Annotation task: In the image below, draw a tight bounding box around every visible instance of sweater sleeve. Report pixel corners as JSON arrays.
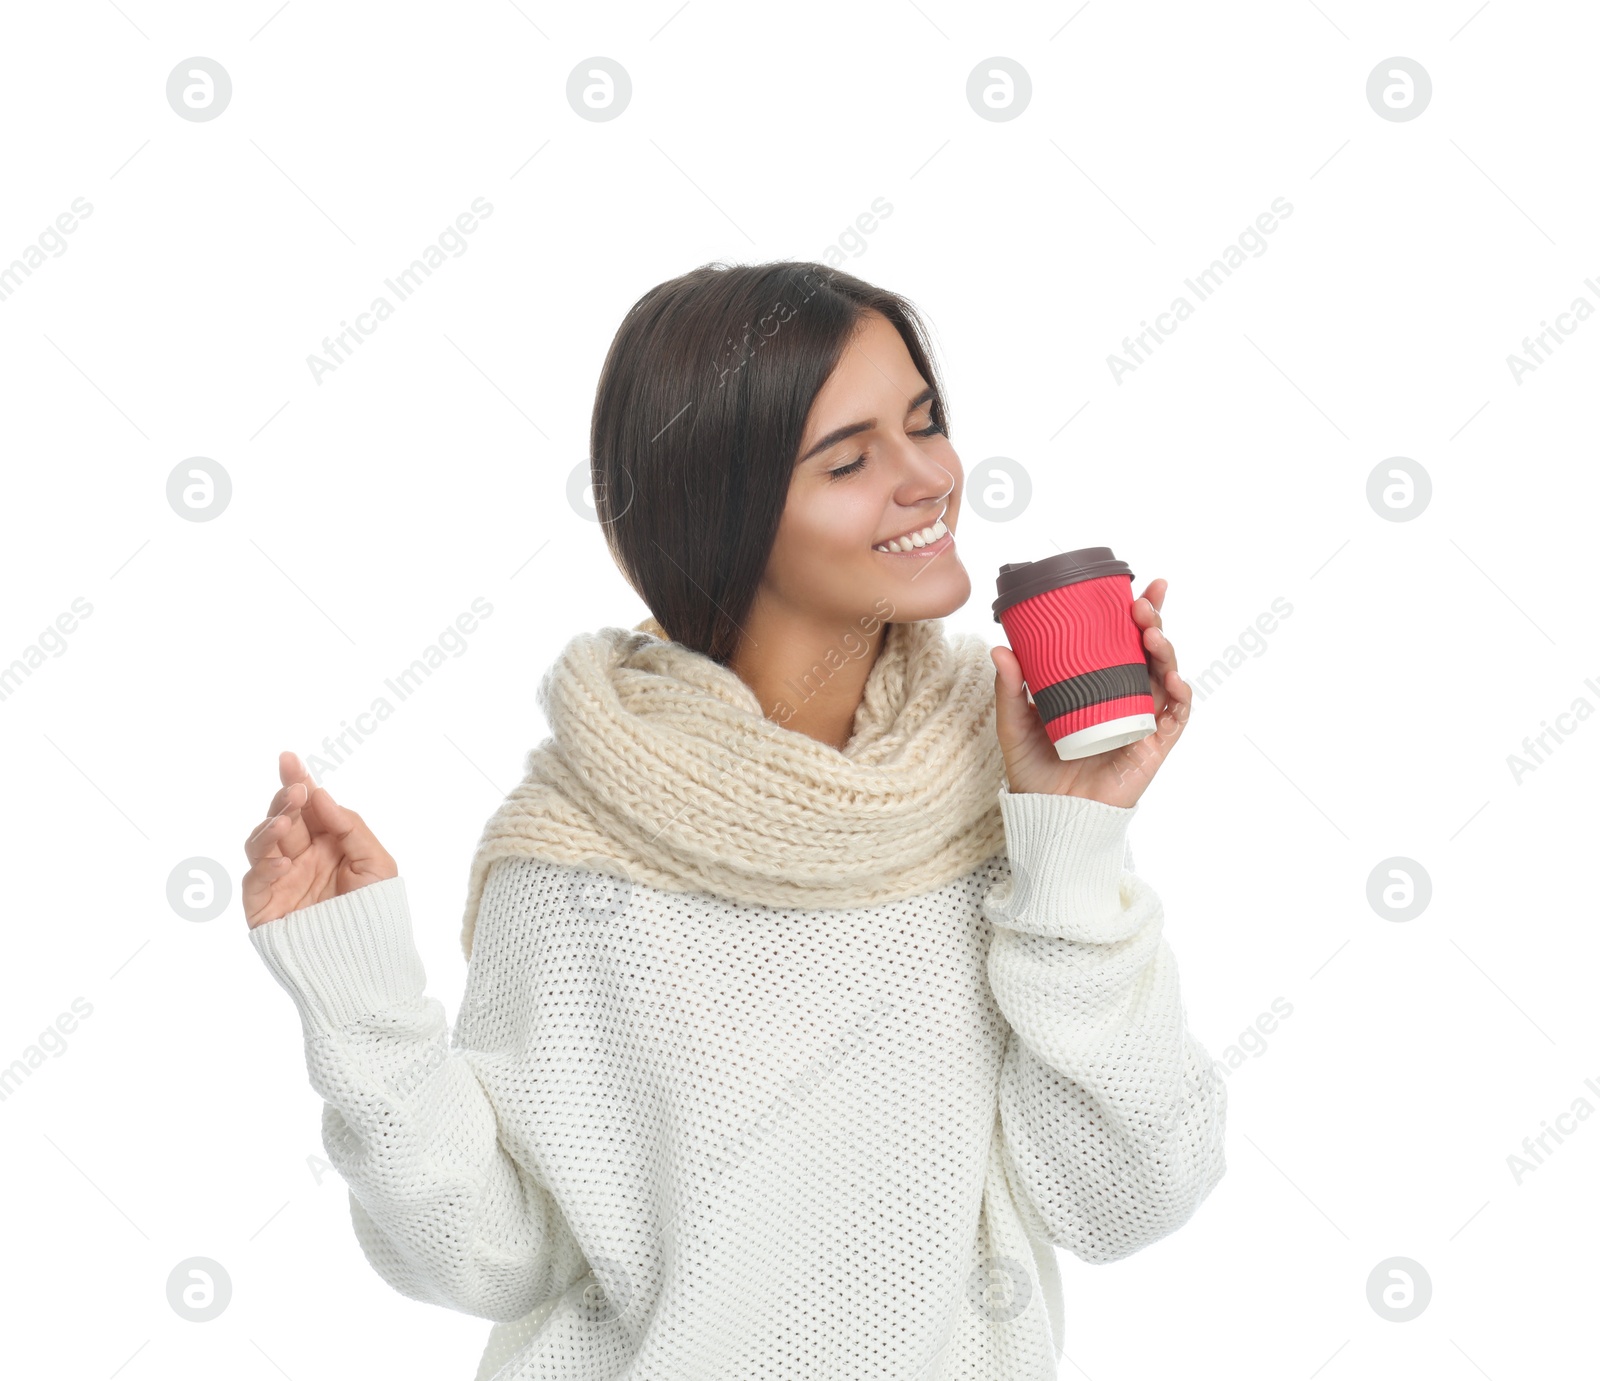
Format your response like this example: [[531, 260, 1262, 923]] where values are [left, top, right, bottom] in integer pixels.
[[981, 786, 1228, 1264], [249, 871, 575, 1322]]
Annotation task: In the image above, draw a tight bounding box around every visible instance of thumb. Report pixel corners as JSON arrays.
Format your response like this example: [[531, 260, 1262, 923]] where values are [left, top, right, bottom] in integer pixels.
[[991, 646, 1060, 793], [302, 783, 384, 866], [990, 644, 1029, 702], [990, 645, 1039, 745]]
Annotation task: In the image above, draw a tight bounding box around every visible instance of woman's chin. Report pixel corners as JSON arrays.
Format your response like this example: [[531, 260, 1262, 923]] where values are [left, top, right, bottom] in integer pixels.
[[874, 556, 971, 622]]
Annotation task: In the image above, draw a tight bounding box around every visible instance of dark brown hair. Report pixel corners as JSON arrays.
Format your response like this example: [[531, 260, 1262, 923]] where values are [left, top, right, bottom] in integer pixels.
[[590, 260, 949, 665]]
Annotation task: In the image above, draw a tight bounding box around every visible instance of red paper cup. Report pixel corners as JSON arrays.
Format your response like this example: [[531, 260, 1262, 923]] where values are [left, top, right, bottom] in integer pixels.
[[992, 547, 1156, 760]]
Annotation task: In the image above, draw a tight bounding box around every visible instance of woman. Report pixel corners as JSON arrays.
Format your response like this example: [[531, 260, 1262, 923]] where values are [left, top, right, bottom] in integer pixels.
[[242, 261, 1224, 1380]]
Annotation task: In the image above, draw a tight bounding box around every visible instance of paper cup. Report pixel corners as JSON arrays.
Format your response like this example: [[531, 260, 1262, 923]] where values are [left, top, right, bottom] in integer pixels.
[[993, 547, 1157, 760]]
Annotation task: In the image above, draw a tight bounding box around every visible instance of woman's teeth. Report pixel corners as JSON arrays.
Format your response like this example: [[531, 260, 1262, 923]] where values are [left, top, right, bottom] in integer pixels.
[[873, 517, 948, 554]]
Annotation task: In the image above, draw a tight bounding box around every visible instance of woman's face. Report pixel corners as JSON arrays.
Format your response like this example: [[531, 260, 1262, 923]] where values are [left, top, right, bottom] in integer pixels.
[[762, 310, 970, 632]]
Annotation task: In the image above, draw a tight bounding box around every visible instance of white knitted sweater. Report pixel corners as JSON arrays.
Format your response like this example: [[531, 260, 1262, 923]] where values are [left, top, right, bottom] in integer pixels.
[[250, 785, 1227, 1380]]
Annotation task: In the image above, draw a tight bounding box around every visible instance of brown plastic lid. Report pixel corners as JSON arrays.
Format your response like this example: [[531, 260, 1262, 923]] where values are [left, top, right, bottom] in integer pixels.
[[992, 547, 1133, 622]]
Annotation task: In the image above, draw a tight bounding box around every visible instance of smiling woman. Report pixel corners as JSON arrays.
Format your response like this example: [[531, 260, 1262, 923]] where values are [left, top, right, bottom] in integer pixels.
[[244, 257, 1222, 1381], [590, 261, 969, 670]]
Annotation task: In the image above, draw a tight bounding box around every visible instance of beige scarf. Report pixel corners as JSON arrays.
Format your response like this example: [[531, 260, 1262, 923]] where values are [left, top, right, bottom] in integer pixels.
[[458, 615, 1007, 959]]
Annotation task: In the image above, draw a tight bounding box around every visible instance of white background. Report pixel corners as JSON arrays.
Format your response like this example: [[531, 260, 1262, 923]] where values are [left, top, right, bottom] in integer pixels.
[[2, 1, 1596, 1377]]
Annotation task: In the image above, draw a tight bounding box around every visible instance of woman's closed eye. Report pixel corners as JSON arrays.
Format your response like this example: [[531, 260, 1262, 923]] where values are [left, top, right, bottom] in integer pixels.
[[827, 423, 944, 480]]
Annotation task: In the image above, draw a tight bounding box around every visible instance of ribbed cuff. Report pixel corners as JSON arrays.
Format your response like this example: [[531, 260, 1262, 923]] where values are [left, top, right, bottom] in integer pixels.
[[248, 876, 426, 1037], [993, 786, 1140, 941]]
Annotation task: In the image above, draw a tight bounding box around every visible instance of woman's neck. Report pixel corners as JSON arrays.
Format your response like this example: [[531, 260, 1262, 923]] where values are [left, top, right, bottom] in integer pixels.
[[727, 608, 889, 752]]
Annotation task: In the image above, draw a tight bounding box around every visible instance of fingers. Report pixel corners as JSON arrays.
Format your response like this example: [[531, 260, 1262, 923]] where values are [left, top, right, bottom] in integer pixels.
[[255, 779, 307, 828], [279, 748, 315, 793], [1147, 650, 1192, 765], [301, 782, 389, 871], [245, 748, 319, 867], [1143, 618, 1177, 675], [240, 853, 293, 918], [1132, 581, 1176, 676], [1140, 592, 1178, 688], [1157, 663, 1192, 736], [244, 780, 308, 864], [1133, 586, 1189, 740], [272, 749, 318, 855]]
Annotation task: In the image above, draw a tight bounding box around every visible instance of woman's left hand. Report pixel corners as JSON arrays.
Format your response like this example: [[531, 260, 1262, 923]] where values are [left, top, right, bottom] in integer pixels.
[[990, 578, 1191, 808]]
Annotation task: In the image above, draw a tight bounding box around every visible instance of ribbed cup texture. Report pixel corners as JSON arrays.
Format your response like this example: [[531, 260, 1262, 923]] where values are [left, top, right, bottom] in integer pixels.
[[999, 576, 1156, 739]]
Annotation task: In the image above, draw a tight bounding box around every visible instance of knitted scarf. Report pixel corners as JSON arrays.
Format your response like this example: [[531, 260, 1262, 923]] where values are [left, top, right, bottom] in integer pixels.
[[458, 615, 1007, 959]]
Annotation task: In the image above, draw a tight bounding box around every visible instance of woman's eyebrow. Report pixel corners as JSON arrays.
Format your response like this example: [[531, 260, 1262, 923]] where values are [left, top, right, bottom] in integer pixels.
[[797, 385, 937, 464]]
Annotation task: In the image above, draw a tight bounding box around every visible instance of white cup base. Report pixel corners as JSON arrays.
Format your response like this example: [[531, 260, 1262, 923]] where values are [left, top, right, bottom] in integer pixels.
[[1052, 712, 1157, 761]]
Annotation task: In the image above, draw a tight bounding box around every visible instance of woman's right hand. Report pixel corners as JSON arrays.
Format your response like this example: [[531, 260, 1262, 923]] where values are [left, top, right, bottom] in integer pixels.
[[242, 750, 399, 929]]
